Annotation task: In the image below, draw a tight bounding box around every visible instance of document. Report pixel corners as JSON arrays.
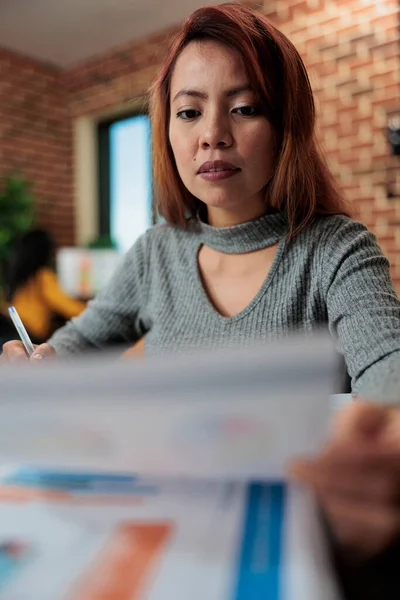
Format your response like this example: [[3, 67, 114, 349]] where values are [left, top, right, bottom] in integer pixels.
[[0, 470, 340, 600], [0, 334, 343, 599], [0, 334, 338, 479]]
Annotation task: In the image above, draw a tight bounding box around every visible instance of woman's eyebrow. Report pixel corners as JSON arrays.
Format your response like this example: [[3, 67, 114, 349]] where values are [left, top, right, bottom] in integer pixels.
[[172, 84, 253, 103]]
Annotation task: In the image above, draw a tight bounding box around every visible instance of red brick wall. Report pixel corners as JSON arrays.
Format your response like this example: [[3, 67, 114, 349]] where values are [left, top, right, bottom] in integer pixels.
[[65, 28, 177, 119], [265, 0, 400, 284], [0, 48, 74, 246]]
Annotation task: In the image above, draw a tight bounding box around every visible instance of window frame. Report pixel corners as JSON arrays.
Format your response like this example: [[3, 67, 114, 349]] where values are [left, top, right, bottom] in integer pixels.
[[97, 110, 154, 241]]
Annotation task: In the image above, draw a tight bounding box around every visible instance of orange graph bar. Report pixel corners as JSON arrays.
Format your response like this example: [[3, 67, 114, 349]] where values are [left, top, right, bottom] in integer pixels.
[[66, 522, 172, 600]]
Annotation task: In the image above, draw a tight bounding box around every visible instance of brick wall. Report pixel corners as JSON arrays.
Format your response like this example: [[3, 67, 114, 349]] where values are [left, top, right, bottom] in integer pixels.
[[265, 0, 400, 283], [0, 48, 74, 246], [65, 27, 177, 119], [1, 0, 399, 284]]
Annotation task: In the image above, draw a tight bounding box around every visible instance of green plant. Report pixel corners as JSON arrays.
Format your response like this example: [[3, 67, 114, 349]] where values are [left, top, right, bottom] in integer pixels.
[[86, 233, 117, 249], [0, 175, 35, 287]]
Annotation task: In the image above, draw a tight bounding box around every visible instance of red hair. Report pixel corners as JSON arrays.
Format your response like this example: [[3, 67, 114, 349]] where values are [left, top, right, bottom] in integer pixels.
[[149, 3, 348, 236]]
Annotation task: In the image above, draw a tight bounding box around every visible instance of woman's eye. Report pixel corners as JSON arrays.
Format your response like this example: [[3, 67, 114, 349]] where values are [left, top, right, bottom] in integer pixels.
[[233, 106, 257, 116], [176, 109, 200, 120]]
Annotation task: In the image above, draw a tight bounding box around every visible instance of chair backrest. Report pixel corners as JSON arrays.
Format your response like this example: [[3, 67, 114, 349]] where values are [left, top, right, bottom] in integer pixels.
[[0, 313, 18, 349]]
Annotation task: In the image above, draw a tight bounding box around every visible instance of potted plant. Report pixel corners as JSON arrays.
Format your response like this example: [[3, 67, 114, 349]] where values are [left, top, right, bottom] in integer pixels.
[[0, 175, 35, 297]]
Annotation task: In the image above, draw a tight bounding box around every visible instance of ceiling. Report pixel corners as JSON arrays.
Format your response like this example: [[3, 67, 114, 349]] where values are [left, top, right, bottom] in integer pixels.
[[0, 0, 215, 68]]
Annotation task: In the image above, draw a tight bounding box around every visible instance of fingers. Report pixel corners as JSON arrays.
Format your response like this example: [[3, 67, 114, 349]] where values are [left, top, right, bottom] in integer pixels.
[[290, 450, 400, 558], [1, 341, 56, 364], [31, 344, 57, 363], [291, 458, 400, 505], [321, 495, 400, 556], [311, 441, 400, 468], [1, 341, 30, 363], [330, 400, 389, 443]]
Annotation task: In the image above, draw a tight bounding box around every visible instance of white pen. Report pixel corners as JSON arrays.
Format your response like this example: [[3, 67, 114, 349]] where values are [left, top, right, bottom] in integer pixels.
[[8, 306, 35, 357]]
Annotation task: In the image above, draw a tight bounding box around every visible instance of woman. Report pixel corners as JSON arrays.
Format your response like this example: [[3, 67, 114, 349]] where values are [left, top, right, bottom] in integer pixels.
[[2, 4, 400, 596], [4, 229, 86, 342]]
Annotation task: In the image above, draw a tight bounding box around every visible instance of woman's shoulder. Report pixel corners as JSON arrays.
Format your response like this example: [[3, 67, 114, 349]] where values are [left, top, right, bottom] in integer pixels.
[[304, 214, 376, 249], [310, 213, 369, 236], [290, 214, 384, 269], [36, 266, 57, 283], [302, 214, 388, 275]]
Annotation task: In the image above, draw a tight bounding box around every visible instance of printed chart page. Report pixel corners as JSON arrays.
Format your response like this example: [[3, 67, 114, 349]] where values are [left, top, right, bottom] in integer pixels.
[[0, 470, 341, 600], [0, 334, 343, 599]]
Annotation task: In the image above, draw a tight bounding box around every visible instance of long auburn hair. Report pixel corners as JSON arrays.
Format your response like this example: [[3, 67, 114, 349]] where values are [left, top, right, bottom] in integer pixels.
[[149, 3, 348, 236]]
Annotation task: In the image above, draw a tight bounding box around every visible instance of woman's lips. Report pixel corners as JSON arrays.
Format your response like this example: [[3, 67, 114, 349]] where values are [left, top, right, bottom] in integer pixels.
[[197, 160, 240, 181], [198, 169, 240, 181]]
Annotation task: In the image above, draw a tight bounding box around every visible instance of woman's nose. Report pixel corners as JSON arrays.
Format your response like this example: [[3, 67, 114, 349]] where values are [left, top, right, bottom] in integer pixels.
[[199, 116, 233, 149]]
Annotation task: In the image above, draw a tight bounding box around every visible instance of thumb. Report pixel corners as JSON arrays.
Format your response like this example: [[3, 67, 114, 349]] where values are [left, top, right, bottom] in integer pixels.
[[331, 400, 389, 443], [30, 343, 57, 362]]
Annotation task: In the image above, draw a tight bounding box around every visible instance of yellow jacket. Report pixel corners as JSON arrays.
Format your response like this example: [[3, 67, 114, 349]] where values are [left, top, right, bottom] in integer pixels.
[[10, 267, 86, 340]]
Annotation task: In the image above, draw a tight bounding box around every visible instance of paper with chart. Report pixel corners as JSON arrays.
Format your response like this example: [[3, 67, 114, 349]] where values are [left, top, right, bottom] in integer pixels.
[[0, 334, 343, 599], [0, 470, 341, 600]]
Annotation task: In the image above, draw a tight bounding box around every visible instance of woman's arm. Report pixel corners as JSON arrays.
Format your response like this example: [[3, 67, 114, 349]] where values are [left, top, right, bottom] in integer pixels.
[[309, 224, 400, 593], [48, 232, 150, 356], [321, 217, 400, 401]]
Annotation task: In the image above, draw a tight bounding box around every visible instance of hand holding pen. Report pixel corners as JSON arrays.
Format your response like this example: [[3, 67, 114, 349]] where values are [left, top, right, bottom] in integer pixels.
[[0, 306, 56, 363]]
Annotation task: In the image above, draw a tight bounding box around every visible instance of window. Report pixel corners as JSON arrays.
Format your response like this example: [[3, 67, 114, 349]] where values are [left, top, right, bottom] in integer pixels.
[[98, 113, 153, 253]]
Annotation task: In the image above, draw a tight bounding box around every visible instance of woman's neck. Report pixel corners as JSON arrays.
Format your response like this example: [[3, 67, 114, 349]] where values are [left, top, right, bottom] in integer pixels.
[[206, 200, 268, 228]]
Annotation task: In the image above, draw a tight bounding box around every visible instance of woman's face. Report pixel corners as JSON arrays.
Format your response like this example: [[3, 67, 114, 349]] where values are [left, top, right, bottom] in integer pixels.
[[169, 40, 275, 225]]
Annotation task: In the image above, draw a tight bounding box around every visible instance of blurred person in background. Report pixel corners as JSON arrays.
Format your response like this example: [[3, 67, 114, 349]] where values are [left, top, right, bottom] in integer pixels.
[[3, 228, 86, 343], [2, 4, 400, 596]]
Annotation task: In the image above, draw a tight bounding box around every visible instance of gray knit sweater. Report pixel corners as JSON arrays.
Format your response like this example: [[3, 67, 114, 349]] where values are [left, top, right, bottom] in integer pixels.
[[49, 213, 400, 400]]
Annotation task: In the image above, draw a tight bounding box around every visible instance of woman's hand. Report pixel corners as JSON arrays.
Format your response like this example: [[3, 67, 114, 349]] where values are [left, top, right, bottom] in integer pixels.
[[1, 341, 57, 363], [291, 401, 400, 560]]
